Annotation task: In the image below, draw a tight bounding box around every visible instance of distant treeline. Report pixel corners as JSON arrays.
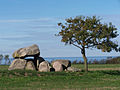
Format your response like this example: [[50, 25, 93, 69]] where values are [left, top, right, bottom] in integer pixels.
[[0, 54, 120, 65], [72, 57, 120, 64], [0, 54, 11, 65]]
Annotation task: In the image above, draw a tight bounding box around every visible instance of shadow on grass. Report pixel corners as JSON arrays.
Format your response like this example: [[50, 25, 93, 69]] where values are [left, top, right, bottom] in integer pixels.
[[101, 70, 120, 76], [1, 69, 120, 78], [0, 69, 84, 77], [87, 70, 120, 76]]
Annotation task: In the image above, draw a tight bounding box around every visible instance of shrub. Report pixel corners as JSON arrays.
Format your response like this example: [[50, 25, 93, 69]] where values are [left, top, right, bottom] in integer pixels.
[[92, 59, 99, 64], [78, 60, 84, 64], [88, 61, 92, 64], [99, 59, 106, 64], [106, 57, 120, 64], [72, 60, 77, 64]]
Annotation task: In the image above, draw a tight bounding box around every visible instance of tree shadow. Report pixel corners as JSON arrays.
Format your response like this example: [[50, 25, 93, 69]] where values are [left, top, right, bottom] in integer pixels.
[[100, 70, 120, 76]]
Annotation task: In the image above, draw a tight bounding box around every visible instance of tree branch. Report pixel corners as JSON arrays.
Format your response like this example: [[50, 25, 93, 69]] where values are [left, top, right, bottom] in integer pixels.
[[84, 43, 102, 48], [84, 45, 94, 48], [71, 43, 82, 49]]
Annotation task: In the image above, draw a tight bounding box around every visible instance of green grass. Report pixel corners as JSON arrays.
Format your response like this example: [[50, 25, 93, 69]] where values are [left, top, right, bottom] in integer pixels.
[[0, 65, 9, 70], [0, 64, 120, 90], [72, 64, 120, 70]]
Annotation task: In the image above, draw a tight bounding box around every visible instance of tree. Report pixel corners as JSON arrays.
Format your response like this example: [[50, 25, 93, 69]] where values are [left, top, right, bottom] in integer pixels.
[[57, 16, 119, 72], [4, 55, 9, 65], [0, 54, 3, 65]]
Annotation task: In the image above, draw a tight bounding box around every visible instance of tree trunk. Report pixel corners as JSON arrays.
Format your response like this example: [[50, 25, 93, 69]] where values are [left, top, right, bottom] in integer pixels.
[[81, 47, 88, 72]]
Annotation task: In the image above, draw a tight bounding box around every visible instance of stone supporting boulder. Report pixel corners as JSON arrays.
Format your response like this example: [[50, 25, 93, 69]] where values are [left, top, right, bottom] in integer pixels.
[[38, 61, 51, 72], [8, 59, 27, 70], [12, 44, 40, 58], [36, 57, 45, 69], [52, 61, 63, 72], [51, 60, 71, 68], [25, 61, 36, 70]]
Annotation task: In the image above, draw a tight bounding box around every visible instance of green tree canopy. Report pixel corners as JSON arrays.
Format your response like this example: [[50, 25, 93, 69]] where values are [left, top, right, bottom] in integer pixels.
[[0, 54, 3, 60], [0, 54, 3, 64], [57, 16, 119, 72], [4, 54, 9, 65]]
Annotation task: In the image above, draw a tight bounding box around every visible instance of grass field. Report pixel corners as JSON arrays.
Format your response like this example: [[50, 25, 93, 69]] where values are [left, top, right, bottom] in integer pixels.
[[72, 64, 120, 71], [0, 64, 120, 90]]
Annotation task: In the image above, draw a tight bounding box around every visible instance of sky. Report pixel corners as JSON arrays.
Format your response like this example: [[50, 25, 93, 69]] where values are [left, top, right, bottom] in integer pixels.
[[0, 0, 120, 57]]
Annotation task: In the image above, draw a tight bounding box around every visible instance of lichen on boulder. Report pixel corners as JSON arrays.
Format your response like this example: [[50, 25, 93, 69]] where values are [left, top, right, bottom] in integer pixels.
[[12, 44, 40, 58]]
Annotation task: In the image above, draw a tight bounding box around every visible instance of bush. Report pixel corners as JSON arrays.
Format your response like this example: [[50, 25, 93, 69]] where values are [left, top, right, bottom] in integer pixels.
[[106, 57, 120, 64], [72, 60, 77, 64], [92, 59, 99, 64], [78, 60, 84, 64], [99, 59, 106, 64], [88, 61, 92, 64]]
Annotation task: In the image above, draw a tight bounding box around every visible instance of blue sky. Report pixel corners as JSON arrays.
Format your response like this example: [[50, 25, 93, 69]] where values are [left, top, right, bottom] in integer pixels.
[[0, 0, 120, 57]]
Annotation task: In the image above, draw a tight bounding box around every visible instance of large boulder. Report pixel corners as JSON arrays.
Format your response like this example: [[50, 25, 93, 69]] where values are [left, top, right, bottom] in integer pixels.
[[8, 59, 27, 70], [25, 61, 36, 70], [53, 61, 63, 72], [12, 44, 40, 58], [51, 60, 71, 68], [38, 61, 51, 72]]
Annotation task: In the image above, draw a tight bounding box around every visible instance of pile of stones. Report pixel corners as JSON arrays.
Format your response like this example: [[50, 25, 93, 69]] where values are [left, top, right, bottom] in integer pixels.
[[8, 44, 80, 72]]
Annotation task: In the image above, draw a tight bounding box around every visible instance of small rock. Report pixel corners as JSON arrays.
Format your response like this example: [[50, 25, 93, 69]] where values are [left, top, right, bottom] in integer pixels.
[[8, 59, 27, 70], [38, 61, 51, 72], [67, 67, 81, 72]]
